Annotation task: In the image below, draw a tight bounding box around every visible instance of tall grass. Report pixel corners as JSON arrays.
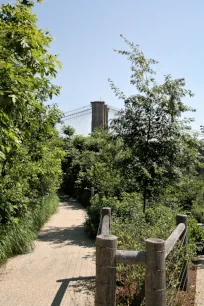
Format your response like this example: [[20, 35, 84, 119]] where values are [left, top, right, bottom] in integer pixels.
[[0, 193, 59, 264]]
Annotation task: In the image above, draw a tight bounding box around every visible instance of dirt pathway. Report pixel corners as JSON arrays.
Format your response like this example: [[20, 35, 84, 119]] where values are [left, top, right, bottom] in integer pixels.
[[0, 197, 95, 306], [195, 255, 204, 306]]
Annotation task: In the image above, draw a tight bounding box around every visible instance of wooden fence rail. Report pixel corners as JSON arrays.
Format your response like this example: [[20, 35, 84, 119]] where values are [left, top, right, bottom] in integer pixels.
[[116, 250, 146, 265], [95, 208, 188, 306]]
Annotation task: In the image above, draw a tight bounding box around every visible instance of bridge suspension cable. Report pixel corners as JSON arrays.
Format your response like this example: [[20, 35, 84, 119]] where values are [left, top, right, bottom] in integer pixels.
[[108, 105, 121, 112], [63, 111, 92, 122], [63, 105, 91, 116], [63, 108, 91, 119]]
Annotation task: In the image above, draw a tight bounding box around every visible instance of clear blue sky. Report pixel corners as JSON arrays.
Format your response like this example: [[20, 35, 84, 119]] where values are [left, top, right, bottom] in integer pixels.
[[4, 0, 204, 133]]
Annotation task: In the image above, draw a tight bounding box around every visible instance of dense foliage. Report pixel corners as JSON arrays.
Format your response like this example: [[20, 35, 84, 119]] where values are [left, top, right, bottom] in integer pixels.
[[0, 0, 64, 262], [61, 127, 122, 206]]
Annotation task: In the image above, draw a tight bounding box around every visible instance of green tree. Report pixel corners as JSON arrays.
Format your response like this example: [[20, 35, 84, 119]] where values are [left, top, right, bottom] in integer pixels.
[[110, 35, 201, 212], [0, 0, 64, 224]]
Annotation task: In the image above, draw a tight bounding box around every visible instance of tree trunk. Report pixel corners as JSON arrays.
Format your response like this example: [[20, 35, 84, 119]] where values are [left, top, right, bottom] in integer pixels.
[[143, 186, 147, 213]]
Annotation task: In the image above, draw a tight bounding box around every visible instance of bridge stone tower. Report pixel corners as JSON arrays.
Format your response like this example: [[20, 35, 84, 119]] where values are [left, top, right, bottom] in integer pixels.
[[91, 101, 109, 132]]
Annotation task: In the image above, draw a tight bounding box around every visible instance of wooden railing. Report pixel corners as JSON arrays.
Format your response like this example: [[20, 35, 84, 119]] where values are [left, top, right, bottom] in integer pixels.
[[95, 207, 188, 306]]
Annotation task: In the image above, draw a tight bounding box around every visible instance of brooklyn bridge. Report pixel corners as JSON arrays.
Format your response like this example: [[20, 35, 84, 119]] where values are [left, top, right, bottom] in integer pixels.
[[61, 101, 121, 134], [61, 101, 202, 137]]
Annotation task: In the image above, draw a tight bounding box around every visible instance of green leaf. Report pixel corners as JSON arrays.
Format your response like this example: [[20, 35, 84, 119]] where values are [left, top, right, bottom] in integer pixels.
[[0, 151, 6, 160], [8, 94, 17, 103]]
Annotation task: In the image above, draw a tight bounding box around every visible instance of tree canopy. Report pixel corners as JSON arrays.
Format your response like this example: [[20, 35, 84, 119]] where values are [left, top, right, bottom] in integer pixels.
[[0, 0, 64, 225], [110, 35, 202, 211]]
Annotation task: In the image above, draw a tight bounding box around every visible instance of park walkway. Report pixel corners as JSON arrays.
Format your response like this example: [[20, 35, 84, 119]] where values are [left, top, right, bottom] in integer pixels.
[[195, 255, 204, 306], [0, 197, 95, 306]]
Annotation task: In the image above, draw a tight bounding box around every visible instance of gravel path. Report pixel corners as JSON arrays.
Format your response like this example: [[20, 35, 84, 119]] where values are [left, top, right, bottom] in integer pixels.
[[195, 255, 204, 306], [0, 197, 95, 306]]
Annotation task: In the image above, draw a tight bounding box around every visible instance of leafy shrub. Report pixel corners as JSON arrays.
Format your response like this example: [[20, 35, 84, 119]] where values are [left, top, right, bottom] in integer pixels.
[[0, 193, 59, 264], [161, 176, 204, 211], [192, 184, 204, 223], [85, 192, 141, 237], [188, 216, 204, 254]]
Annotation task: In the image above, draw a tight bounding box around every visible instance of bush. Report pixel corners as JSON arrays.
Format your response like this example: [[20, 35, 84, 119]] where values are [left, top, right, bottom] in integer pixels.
[[188, 216, 204, 254], [160, 176, 204, 211], [85, 192, 142, 237], [0, 193, 59, 264], [192, 185, 204, 223]]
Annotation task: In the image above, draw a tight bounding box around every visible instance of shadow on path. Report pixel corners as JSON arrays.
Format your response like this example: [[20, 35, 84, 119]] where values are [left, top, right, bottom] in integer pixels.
[[38, 197, 95, 248], [51, 276, 95, 306], [38, 225, 95, 248], [193, 255, 204, 269], [59, 196, 83, 211], [197, 258, 204, 269]]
